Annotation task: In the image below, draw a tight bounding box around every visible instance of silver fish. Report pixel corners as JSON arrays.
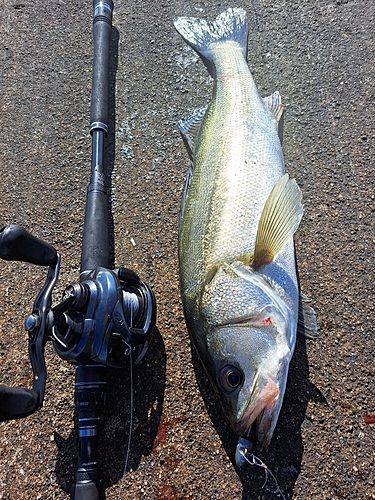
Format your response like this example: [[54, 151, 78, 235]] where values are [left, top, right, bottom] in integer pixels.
[[174, 8, 315, 453]]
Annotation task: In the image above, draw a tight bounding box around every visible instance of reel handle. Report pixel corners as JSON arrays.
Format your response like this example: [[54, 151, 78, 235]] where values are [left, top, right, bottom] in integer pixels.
[[0, 224, 57, 267], [0, 385, 39, 421], [0, 226, 60, 421]]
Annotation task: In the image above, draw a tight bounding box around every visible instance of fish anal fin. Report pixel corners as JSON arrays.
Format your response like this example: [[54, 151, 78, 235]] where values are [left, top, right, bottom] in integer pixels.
[[253, 174, 303, 269], [178, 105, 208, 161]]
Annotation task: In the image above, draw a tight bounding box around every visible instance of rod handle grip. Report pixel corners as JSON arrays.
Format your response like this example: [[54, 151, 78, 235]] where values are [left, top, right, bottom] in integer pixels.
[[90, 0, 113, 130], [71, 481, 100, 500]]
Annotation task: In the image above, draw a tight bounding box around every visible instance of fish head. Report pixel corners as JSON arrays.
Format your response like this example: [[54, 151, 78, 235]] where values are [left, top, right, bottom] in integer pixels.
[[200, 262, 296, 450], [206, 322, 291, 451]]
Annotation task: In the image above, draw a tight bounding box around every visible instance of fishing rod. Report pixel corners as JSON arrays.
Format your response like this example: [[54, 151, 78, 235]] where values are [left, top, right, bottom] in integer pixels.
[[0, 1, 156, 499]]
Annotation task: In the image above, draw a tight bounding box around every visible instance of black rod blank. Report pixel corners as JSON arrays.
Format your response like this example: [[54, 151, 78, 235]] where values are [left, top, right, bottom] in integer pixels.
[[80, 0, 113, 274]]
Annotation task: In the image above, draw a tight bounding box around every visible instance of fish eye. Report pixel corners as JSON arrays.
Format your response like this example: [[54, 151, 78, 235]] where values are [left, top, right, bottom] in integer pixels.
[[220, 366, 243, 392]]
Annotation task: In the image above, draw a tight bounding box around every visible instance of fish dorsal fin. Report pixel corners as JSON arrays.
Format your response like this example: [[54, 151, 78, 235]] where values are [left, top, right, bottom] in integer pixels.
[[253, 174, 303, 269], [178, 106, 207, 228], [263, 91, 283, 122], [178, 105, 208, 161]]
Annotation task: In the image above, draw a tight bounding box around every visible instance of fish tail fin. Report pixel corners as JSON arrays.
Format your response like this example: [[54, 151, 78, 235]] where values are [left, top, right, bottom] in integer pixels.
[[173, 8, 248, 77]]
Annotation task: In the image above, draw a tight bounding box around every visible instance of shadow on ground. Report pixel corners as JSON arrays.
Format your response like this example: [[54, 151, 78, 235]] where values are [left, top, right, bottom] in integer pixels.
[[53, 326, 166, 498], [192, 331, 326, 500]]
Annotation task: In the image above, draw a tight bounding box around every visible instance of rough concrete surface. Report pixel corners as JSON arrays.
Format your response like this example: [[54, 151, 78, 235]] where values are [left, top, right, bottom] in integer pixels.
[[0, 0, 374, 498]]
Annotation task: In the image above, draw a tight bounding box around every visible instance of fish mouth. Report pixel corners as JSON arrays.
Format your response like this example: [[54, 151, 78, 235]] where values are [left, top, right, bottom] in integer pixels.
[[236, 374, 279, 450]]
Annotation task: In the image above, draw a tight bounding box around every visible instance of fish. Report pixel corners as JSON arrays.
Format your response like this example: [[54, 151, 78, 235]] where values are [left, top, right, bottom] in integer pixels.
[[174, 8, 317, 454]]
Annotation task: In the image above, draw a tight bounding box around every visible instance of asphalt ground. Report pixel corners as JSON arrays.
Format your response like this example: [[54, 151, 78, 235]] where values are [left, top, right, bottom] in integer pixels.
[[0, 0, 374, 499]]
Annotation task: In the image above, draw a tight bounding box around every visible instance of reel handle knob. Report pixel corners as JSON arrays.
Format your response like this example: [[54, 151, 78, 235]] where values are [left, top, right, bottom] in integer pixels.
[[0, 224, 57, 266], [0, 385, 39, 421]]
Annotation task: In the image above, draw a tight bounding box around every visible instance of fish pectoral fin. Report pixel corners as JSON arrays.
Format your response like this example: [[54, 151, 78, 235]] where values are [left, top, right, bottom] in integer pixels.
[[298, 293, 319, 338], [253, 174, 303, 269], [178, 105, 208, 161]]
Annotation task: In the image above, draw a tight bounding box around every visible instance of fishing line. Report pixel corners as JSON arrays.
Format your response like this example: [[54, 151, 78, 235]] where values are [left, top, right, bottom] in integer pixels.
[[117, 344, 134, 500], [239, 448, 287, 500]]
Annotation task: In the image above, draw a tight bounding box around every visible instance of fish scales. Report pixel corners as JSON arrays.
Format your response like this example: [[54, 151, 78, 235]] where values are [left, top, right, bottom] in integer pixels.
[[180, 40, 285, 299]]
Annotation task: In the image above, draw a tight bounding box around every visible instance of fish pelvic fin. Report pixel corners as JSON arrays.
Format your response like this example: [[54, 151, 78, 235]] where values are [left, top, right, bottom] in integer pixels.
[[298, 293, 319, 338], [253, 174, 303, 269], [173, 8, 248, 77]]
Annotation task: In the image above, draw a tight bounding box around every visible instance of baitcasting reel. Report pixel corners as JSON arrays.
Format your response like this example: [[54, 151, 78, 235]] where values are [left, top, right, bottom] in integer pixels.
[[0, 224, 156, 421], [51, 266, 155, 367]]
